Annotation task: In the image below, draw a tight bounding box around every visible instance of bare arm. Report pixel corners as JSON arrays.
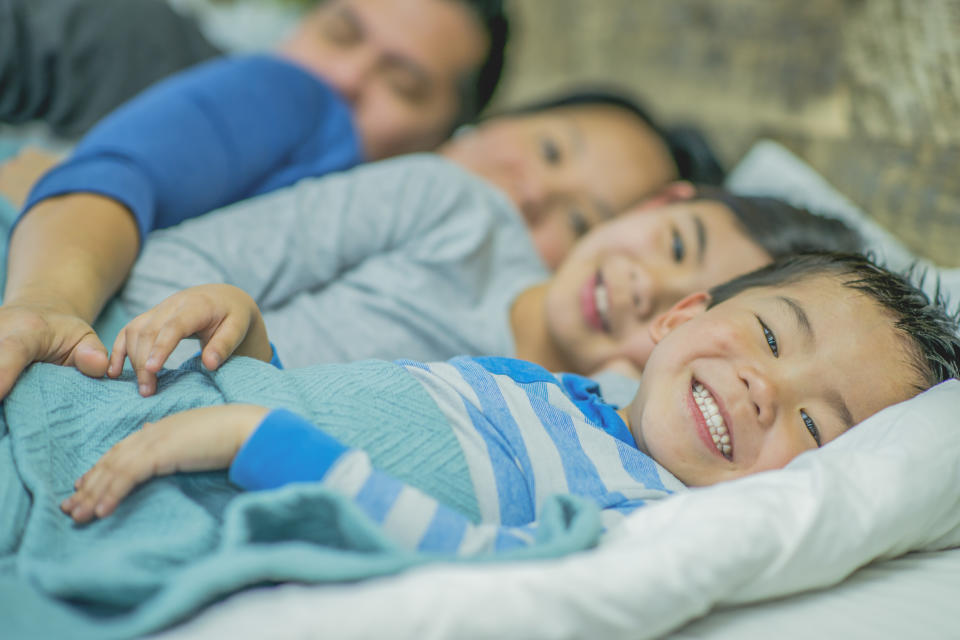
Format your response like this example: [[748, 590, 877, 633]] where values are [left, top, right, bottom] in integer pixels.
[[0, 193, 139, 397]]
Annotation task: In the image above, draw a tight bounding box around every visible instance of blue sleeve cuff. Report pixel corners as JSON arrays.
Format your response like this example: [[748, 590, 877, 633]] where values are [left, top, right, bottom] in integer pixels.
[[268, 343, 284, 369], [20, 155, 156, 242], [229, 408, 350, 490]]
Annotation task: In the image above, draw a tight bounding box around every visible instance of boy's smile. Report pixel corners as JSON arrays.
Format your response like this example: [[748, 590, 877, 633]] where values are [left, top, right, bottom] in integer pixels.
[[624, 276, 920, 486]]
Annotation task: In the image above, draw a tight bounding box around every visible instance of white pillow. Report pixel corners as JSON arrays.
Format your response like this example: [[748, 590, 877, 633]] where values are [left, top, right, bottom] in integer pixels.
[[725, 140, 960, 304]]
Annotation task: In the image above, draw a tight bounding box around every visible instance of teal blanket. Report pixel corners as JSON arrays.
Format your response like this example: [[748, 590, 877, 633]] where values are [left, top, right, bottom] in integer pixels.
[[0, 357, 601, 639]]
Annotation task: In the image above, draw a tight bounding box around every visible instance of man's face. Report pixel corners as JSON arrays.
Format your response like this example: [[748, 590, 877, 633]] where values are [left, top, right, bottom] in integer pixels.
[[542, 200, 771, 374], [278, 0, 488, 159], [441, 104, 677, 269], [627, 276, 919, 487]]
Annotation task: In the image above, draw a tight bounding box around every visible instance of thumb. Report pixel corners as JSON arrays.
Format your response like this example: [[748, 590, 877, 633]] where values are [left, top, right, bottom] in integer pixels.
[[72, 333, 109, 379]]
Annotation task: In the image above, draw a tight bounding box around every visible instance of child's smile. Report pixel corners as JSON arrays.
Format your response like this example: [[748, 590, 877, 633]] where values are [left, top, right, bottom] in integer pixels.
[[691, 379, 734, 460], [625, 276, 920, 487]]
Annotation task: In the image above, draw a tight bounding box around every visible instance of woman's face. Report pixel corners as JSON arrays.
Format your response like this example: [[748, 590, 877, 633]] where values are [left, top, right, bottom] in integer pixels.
[[439, 104, 678, 269]]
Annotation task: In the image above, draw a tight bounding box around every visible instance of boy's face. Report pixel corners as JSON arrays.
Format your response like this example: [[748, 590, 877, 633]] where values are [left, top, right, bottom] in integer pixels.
[[542, 200, 771, 374], [626, 275, 919, 487]]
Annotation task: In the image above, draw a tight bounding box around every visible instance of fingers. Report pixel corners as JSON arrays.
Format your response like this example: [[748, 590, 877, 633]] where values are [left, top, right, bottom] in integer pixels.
[[0, 332, 36, 401], [200, 313, 248, 371], [60, 429, 156, 524]]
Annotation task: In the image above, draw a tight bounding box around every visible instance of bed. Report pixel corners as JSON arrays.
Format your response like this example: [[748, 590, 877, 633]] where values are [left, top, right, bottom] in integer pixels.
[[135, 141, 960, 640]]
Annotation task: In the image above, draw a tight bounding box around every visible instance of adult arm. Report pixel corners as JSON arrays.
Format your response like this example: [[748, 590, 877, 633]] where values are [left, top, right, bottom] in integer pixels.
[[0, 194, 138, 397]]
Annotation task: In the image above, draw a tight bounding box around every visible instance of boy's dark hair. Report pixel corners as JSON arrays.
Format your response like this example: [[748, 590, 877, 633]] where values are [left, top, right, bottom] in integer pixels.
[[494, 88, 726, 185], [707, 252, 960, 390], [692, 186, 863, 258], [452, 0, 510, 127]]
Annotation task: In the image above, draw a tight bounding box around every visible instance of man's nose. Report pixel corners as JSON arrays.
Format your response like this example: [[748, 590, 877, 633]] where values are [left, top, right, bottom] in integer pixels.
[[324, 51, 377, 103]]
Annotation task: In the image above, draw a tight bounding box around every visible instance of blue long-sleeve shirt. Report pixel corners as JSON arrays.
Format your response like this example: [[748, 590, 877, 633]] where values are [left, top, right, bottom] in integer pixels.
[[21, 54, 364, 242], [229, 356, 685, 555]]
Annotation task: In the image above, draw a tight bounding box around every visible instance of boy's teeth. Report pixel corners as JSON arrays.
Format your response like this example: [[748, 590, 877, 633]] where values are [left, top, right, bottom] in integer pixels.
[[693, 382, 732, 460]]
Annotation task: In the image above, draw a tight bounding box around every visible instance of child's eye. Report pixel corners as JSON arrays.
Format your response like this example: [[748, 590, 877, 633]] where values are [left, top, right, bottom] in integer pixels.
[[800, 409, 822, 447], [671, 227, 685, 263], [757, 316, 779, 357], [541, 138, 562, 165]]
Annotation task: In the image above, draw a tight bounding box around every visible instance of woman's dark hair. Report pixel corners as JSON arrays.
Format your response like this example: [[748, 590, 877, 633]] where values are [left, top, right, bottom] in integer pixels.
[[495, 87, 726, 185], [692, 186, 864, 258], [707, 252, 960, 390], [451, 0, 510, 127]]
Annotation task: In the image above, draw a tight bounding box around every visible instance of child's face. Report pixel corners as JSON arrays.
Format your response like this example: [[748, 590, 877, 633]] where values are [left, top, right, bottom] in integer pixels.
[[542, 200, 772, 374], [625, 275, 919, 487]]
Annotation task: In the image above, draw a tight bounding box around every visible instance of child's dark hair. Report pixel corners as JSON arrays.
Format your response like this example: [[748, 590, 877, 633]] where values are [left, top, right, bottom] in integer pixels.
[[692, 186, 863, 258], [451, 0, 510, 127], [494, 87, 725, 185], [707, 252, 960, 390]]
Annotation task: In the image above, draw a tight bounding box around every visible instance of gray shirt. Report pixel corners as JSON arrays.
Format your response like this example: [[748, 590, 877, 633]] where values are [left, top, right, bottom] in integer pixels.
[[119, 154, 550, 368]]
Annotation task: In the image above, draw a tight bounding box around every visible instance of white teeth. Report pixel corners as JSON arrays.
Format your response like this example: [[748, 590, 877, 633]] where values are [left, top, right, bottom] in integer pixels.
[[693, 382, 732, 460], [594, 282, 609, 320]]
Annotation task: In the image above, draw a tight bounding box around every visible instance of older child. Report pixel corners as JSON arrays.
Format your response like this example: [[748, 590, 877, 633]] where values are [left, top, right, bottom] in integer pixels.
[[61, 252, 960, 553]]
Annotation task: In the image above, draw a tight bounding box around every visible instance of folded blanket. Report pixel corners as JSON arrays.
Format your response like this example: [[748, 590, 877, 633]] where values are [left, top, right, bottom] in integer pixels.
[[0, 357, 600, 639]]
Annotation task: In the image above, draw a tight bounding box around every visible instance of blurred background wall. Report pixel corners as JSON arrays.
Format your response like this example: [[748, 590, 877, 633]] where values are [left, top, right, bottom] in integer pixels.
[[495, 0, 960, 266]]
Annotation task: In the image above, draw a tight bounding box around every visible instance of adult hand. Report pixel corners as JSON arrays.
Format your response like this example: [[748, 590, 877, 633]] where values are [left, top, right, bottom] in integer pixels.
[[61, 404, 269, 524], [0, 147, 63, 209], [108, 284, 272, 396], [0, 303, 109, 400]]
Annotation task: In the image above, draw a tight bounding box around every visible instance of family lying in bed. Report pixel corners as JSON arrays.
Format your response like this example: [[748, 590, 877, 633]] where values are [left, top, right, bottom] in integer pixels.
[[3, 2, 959, 633]]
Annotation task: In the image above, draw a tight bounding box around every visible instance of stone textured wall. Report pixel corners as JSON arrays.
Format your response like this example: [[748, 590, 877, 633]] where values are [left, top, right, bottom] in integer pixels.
[[495, 0, 960, 265]]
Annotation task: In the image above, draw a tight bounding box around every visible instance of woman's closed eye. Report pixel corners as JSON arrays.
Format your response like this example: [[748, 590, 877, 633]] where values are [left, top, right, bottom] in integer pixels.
[[800, 409, 822, 446], [757, 316, 779, 357]]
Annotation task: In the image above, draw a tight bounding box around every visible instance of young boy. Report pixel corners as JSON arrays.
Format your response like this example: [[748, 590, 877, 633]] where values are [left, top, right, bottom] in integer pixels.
[[58, 252, 960, 554]]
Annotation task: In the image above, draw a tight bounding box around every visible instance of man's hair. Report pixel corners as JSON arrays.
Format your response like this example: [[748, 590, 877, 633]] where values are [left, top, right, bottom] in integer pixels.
[[707, 252, 960, 390], [494, 87, 725, 185], [451, 0, 510, 127], [692, 186, 864, 258]]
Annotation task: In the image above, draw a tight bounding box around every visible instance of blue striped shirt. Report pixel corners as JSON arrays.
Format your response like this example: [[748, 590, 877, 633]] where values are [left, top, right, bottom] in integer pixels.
[[229, 356, 685, 555]]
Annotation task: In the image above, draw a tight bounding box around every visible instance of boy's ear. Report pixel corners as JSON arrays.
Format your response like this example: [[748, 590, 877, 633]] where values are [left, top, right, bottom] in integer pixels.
[[649, 291, 710, 344], [630, 181, 696, 213]]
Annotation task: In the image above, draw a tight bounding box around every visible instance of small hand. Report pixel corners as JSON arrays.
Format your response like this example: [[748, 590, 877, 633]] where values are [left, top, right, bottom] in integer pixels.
[[108, 284, 271, 396], [61, 404, 268, 523], [0, 303, 108, 400]]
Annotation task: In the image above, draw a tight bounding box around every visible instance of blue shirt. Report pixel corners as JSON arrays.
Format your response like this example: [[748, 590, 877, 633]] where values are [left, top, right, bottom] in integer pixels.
[[21, 54, 364, 243]]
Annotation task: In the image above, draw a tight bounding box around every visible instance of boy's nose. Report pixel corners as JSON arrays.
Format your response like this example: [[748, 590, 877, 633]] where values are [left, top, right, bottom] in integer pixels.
[[739, 364, 777, 428]]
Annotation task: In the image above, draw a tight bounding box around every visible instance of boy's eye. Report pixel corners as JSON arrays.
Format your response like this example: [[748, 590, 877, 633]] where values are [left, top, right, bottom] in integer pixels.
[[568, 208, 589, 237], [671, 227, 685, 263], [800, 410, 822, 447], [757, 316, 779, 357], [541, 138, 562, 165]]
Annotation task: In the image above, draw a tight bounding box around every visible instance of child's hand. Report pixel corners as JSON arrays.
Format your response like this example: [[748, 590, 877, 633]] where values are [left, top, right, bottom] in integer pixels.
[[60, 404, 269, 524], [108, 284, 272, 396]]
